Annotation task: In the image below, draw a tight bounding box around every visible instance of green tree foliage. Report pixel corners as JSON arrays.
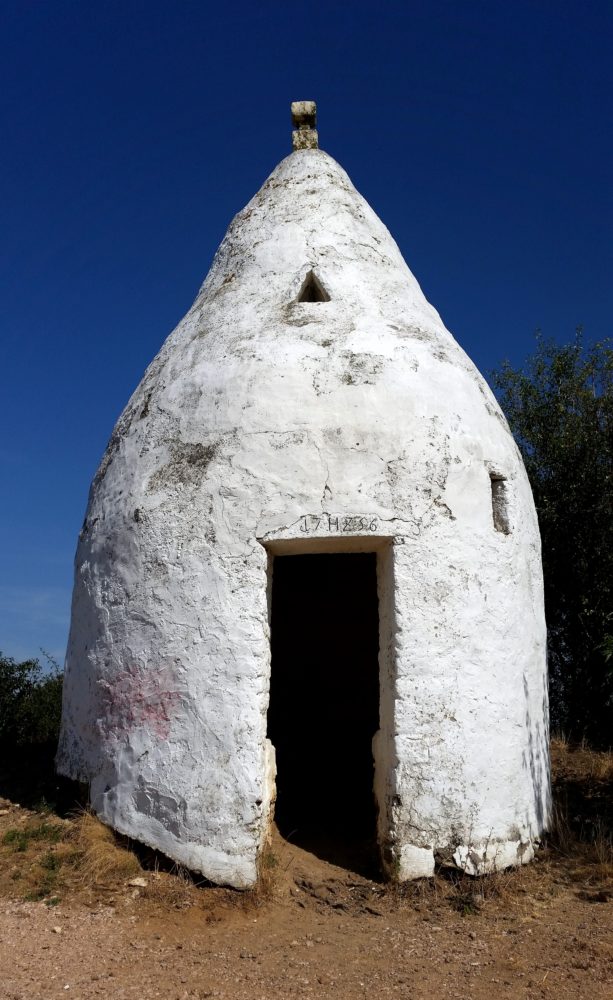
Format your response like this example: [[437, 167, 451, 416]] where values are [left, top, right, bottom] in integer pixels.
[[0, 653, 63, 749], [492, 333, 613, 746]]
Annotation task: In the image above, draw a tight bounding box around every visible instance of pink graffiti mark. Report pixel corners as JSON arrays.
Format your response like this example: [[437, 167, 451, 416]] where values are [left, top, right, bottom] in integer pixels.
[[98, 662, 182, 741]]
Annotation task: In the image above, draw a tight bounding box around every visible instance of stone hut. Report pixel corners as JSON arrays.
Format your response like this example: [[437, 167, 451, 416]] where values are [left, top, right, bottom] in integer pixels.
[[57, 102, 551, 888]]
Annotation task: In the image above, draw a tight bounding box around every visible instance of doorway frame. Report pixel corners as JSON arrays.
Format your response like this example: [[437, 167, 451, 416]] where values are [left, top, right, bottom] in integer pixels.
[[261, 535, 396, 868]]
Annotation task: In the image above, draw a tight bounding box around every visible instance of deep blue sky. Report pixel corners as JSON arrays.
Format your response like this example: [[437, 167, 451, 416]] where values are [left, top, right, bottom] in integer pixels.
[[1, 0, 611, 663]]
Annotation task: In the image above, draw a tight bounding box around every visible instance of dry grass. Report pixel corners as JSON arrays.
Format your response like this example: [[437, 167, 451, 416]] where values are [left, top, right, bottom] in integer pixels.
[[547, 736, 613, 890], [551, 734, 613, 782], [139, 867, 196, 909], [69, 811, 142, 886], [392, 859, 538, 917], [0, 738, 611, 911], [0, 808, 142, 903], [549, 798, 576, 856], [550, 735, 612, 837], [253, 843, 281, 903]]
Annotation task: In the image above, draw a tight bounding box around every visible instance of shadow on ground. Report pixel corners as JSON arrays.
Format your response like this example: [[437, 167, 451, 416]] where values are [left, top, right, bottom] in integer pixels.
[[0, 741, 87, 817]]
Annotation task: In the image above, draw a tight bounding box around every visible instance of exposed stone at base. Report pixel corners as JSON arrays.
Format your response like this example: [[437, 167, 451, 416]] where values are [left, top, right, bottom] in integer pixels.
[[388, 837, 538, 882], [452, 838, 536, 876], [396, 844, 436, 879]]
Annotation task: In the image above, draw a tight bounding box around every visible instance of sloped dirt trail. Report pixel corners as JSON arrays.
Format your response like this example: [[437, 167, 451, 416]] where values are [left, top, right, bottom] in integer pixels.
[[1, 824, 612, 1000]]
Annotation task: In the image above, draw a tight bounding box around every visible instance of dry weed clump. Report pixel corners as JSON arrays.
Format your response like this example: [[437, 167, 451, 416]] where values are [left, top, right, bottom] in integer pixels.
[[0, 813, 73, 902], [0, 808, 143, 904], [2, 818, 65, 853], [252, 845, 280, 903], [69, 811, 142, 886], [549, 736, 613, 886], [437, 863, 535, 916], [548, 799, 576, 857], [551, 734, 613, 782], [388, 861, 534, 917], [139, 864, 197, 909]]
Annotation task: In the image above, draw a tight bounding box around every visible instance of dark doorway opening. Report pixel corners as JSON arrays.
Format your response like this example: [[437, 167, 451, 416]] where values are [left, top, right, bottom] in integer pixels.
[[267, 552, 380, 874]]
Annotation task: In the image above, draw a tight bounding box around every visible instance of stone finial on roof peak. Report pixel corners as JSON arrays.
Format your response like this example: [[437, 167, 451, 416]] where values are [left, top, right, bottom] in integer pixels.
[[291, 100, 318, 150]]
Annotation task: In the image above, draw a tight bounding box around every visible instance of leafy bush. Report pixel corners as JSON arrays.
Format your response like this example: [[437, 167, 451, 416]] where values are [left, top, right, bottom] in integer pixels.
[[492, 333, 613, 745], [0, 653, 63, 749]]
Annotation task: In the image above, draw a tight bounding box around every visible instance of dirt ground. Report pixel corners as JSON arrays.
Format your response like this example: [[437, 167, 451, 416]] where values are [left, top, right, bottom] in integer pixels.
[[0, 740, 612, 999]]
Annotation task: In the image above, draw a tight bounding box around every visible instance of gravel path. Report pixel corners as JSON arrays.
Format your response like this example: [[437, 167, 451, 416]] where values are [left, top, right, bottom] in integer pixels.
[[1, 841, 611, 1000]]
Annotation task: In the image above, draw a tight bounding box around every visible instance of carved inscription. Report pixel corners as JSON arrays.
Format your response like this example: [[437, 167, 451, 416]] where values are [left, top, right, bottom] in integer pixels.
[[299, 514, 379, 534]]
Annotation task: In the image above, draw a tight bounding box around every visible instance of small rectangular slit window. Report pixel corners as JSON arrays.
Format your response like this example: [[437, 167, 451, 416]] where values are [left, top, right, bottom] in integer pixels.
[[490, 473, 511, 534]]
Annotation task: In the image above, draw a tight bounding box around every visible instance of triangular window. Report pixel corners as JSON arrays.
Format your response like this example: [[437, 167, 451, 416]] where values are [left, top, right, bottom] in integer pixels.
[[295, 270, 330, 303]]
